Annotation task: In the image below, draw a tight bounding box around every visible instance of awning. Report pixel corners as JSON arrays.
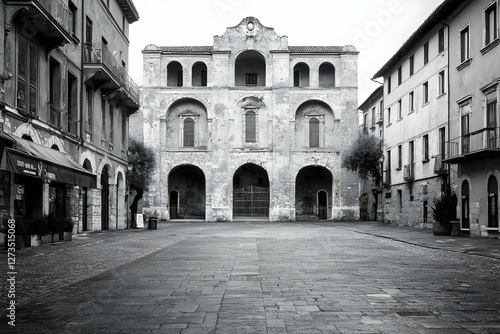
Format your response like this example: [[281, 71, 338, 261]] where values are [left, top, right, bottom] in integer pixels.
[[0, 134, 97, 188]]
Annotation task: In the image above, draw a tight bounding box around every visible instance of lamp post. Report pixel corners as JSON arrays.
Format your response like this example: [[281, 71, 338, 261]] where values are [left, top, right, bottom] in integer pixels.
[[379, 154, 385, 223]]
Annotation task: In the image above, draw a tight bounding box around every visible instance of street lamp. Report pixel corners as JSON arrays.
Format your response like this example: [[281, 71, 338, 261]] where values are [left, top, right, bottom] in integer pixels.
[[379, 154, 385, 223]]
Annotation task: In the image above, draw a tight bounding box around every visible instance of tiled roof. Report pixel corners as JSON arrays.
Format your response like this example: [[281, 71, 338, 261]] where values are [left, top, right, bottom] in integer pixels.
[[289, 46, 357, 53], [155, 46, 357, 54], [159, 46, 214, 53]]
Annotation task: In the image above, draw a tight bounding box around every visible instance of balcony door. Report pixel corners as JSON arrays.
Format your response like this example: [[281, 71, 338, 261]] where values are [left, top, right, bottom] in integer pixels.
[[487, 100, 497, 149]]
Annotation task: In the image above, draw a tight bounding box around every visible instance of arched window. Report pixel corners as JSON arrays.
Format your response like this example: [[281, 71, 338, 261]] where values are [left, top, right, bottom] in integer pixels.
[[245, 111, 257, 143], [167, 61, 183, 87], [192, 62, 207, 87], [309, 118, 320, 147], [235, 51, 266, 87], [183, 118, 194, 147], [293, 63, 310, 87], [319, 62, 335, 88], [488, 175, 498, 228]]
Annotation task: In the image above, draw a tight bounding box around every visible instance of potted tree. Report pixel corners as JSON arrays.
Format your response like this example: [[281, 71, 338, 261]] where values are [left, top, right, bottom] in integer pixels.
[[23, 217, 42, 247], [46, 213, 60, 244], [60, 216, 74, 241], [431, 193, 457, 236]]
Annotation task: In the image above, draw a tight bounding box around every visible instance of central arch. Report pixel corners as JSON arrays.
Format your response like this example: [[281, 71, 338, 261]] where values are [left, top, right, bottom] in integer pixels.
[[233, 163, 269, 218], [295, 166, 333, 220], [168, 165, 206, 219]]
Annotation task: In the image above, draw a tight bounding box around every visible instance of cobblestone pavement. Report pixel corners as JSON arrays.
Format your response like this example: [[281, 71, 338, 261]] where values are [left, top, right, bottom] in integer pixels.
[[1, 221, 500, 333]]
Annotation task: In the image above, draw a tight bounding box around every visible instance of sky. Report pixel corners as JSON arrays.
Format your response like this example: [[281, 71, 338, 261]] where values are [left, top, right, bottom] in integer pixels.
[[128, 0, 445, 104]]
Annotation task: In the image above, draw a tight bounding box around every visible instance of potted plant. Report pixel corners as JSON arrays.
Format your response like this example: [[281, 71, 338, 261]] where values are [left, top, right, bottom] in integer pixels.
[[46, 213, 60, 244], [431, 193, 457, 236], [60, 216, 74, 241], [23, 217, 42, 247]]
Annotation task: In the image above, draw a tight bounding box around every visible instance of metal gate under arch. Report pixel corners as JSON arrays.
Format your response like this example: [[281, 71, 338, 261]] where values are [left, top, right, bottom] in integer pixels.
[[233, 185, 269, 217]]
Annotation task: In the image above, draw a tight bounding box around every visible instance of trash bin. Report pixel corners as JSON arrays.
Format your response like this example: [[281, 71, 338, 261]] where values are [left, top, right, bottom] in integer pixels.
[[148, 217, 157, 230], [450, 220, 460, 236]]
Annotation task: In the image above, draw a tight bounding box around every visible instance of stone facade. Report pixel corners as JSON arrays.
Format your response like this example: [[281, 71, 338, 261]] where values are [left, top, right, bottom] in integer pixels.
[[134, 17, 359, 222]]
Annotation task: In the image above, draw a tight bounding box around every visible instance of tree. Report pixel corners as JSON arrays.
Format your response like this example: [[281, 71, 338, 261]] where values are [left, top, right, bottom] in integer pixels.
[[341, 134, 383, 181], [128, 138, 156, 228]]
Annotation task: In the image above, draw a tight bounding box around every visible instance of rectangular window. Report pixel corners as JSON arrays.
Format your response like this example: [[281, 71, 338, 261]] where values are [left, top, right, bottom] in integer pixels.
[[121, 115, 127, 149], [371, 107, 376, 126], [309, 118, 320, 147], [487, 100, 497, 148], [17, 35, 38, 115], [397, 145, 402, 169], [386, 150, 391, 184], [109, 104, 114, 143], [387, 107, 391, 125], [397, 99, 402, 120], [423, 81, 429, 104], [439, 127, 446, 159], [423, 134, 429, 161], [409, 140, 414, 165], [379, 100, 384, 119], [438, 70, 445, 95], [424, 41, 429, 64], [397, 189, 403, 213], [462, 114, 470, 153], [246, 73, 257, 86], [438, 27, 445, 53], [363, 113, 368, 133], [387, 76, 391, 93], [398, 66, 402, 85], [85, 86, 93, 133], [101, 98, 106, 136], [460, 25, 470, 62], [69, 2, 77, 36], [485, 3, 498, 45], [409, 55, 414, 76], [67, 72, 78, 136], [184, 118, 195, 147], [409, 91, 414, 113], [49, 57, 61, 126], [245, 111, 257, 142]]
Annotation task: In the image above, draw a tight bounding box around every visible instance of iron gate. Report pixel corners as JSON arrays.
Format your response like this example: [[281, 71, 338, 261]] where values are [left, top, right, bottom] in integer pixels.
[[233, 185, 269, 217]]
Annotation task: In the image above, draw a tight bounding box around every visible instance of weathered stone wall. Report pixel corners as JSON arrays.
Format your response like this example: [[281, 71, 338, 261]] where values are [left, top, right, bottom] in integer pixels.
[[135, 18, 359, 221]]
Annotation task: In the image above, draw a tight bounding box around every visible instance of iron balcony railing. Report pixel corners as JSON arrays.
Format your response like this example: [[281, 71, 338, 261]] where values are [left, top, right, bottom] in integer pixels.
[[447, 127, 500, 159], [433, 155, 447, 175], [83, 43, 139, 103]]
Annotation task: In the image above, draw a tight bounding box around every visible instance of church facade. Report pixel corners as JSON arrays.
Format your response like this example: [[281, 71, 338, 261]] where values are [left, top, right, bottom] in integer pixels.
[[134, 18, 359, 221]]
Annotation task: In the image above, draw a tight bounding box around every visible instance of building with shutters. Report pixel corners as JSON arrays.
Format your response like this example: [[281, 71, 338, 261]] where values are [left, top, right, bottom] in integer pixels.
[[133, 17, 359, 222], [0, 0, 139, 238]]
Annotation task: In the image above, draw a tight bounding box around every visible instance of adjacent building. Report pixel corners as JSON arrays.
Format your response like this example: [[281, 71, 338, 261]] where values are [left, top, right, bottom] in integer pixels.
[[365, 0, 500, 237], [134, 17, 359, 222], [0, 0, 139, 236]]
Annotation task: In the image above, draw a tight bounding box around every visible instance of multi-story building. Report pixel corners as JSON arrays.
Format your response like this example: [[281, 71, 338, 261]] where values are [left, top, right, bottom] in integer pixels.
[[134, 17, 359, 222], [370, 0, 461, 228], [0, 0, 139, 236], [445, 0, 500, 237]]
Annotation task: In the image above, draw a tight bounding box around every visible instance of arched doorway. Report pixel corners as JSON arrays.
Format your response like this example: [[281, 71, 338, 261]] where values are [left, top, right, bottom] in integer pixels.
[[170, 191, 179, 219], [296, 166, 332, 220], [461, 180, 470, 232], [488, 175, 498, 228], [235, 50, 266, 87], [101, 166, 110, 230], [168, 165, 206, 219], [233, 164, 269, 218]]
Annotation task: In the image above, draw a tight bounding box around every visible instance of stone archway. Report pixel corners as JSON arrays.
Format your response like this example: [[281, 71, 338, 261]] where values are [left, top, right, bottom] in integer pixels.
[[233, 163, 270, 218], [168, 165, 206, 219], [295, 166, 333, 220]]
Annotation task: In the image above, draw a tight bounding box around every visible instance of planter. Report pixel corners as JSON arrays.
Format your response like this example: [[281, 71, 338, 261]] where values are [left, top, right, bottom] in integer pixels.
[[42, 234, 59, 244], [23, 234, 42, 247], [62, 231, 72, 241], [433, 222, 452, 236]]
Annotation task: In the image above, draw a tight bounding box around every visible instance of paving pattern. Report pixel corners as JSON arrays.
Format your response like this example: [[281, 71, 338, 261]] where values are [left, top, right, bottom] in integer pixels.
[[1, 221, 500, 333]]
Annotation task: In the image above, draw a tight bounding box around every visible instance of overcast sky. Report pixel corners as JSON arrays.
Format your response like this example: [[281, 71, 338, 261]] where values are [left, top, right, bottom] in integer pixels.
[[128, 0, 444, 104]]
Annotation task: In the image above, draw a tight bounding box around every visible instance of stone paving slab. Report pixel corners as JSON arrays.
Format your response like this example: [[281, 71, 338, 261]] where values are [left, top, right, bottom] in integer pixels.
[[1, 221, 500, 333]]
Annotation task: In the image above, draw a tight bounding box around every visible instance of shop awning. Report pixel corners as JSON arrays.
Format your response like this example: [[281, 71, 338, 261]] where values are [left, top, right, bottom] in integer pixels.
[[0, 134, 97, 188]]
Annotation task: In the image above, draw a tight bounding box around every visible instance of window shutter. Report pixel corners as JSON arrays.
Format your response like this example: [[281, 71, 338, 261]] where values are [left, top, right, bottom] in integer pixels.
[[29, 43, 37, 115], [17, 36, 27, 112]]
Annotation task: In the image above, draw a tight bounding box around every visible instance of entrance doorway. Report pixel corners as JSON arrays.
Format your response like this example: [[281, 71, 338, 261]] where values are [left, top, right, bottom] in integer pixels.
[[488, 175, 498, 228], [295, 166, 332, 220], [233, 164, 269, 218], [170, 191, 178, 219], [168, 165, 206, 219], [101, 167, 109, 230], [461, 180, 470, 232], [318, 190, 327, 220]]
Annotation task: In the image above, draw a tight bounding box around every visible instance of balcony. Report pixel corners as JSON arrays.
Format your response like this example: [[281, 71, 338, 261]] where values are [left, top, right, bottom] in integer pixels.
[[83, 43, 139, 111], [376, 113, 383, 124], [403, 163, 414, 181], [433, 155, 447, 175], [6, 0, 73, 50], [383, 170, 391, 186], [445, 127, 500, 163]]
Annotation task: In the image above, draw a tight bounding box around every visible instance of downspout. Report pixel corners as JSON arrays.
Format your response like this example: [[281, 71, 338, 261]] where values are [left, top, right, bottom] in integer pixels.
[[79, 0, 86, 233]]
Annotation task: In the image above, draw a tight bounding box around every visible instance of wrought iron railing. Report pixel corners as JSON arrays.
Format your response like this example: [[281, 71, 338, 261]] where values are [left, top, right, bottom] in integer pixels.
[[447, 127, 500, 159], [83, 43, 139, 103], [433, 155, 447, 175], [31, 0, 72, 34]]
